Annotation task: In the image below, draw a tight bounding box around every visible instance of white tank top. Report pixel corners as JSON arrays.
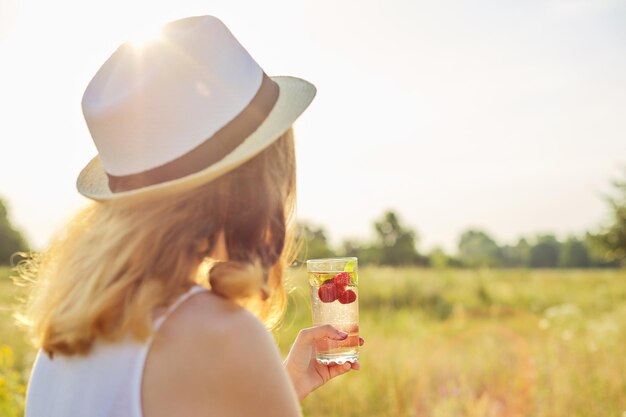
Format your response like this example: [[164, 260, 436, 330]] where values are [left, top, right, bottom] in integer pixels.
[[25, 285, 208, 417]]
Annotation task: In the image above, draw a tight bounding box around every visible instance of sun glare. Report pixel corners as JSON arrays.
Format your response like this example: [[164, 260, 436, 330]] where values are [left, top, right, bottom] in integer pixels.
[[128, 24, 162, 47]]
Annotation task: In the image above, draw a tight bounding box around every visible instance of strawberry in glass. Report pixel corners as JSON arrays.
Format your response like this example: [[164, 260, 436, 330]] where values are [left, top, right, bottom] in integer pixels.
[[306, 257, 359, 365]]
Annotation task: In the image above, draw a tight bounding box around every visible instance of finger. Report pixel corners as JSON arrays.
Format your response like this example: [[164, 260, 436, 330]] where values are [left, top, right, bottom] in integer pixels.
[[351, 361, 361, 370], [297, 324, 348, 343], [359, 337, 365, 346], [327, 362, 353, 379]]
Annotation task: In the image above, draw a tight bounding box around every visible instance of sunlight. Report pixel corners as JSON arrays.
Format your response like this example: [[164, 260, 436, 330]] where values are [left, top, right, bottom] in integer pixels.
[[127, 24, 162, 48]]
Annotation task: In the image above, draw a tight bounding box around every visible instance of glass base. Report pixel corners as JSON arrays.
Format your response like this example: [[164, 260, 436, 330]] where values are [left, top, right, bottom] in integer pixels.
[[315, 352, 359, 365]]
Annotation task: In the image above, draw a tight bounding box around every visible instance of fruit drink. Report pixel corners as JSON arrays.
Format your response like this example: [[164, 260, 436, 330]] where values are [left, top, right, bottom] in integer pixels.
[[306, 258, 359, 365]]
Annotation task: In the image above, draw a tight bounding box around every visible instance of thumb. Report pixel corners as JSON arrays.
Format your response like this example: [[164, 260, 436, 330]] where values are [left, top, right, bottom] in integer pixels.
[[296, 324, 348, 344]]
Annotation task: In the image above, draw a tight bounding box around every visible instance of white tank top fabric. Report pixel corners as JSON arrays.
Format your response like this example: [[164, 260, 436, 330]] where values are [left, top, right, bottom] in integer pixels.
[[25, 285, 208, 417]]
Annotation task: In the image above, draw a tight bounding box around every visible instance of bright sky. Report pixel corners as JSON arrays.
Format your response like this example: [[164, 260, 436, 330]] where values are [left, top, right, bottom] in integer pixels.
[[0, 0, 624, 253]]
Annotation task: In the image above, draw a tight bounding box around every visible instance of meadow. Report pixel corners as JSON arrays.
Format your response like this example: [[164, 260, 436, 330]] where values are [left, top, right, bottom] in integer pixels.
[[1, 266, 625, 417]]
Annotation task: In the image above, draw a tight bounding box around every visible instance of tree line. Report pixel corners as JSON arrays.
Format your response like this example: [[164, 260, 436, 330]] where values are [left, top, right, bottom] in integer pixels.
[[297, 174, 626, 268], [0, 199, 28, 266], [1, 173, 624, 268]]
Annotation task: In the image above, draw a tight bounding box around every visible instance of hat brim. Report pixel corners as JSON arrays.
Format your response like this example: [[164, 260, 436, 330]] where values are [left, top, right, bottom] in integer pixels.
[[76, 76, 316, 201]]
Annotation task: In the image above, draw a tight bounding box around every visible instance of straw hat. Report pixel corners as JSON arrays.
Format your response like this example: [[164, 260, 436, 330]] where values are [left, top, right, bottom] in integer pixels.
[[77, 15, 316, 201]]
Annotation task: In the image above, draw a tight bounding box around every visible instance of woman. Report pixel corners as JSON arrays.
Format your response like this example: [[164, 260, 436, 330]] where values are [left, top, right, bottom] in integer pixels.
[[22, 15, 362, 416]]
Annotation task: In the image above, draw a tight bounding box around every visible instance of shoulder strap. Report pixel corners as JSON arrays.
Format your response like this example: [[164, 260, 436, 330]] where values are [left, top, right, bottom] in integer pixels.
[[153, 285, 208, 330], [131, 285, 209, 417]]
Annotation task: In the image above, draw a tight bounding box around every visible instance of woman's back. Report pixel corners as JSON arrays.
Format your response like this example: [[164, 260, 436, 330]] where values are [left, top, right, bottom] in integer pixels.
[[27, 334, 150, 417], [25, 286, 207, 417], [26, 286, 302, 417]]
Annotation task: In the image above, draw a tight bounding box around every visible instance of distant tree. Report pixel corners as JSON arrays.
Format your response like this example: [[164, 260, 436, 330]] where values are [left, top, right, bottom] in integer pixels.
[[497, 238, 530, 268], [498, 245, 518, 268], [341, 239, 362, 259], [528, 235, 561, 268], [515, 238, 531, 267], [428, 247, 448, 269], [0, 198, 28, 265], [559, 236, 590, 268], [372, 211, 421, 265], [594, 173, 626, 264], [584, 232, 621, 268], [340, 239, 379, 265], [458, 229, 500, 268], [296, 222, 334, 262]]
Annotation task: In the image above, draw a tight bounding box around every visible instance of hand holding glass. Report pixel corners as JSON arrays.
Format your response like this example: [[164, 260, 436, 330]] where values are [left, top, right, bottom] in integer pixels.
[[306, 257, 359, 365]]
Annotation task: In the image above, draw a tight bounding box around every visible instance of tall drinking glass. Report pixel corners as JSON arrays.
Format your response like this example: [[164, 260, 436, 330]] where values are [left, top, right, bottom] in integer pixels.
[[306, 257, 359, 365]]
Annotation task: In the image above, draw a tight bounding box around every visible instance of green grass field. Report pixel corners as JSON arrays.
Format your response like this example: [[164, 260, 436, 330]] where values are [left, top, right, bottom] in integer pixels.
[[1, 267, 625, 416]]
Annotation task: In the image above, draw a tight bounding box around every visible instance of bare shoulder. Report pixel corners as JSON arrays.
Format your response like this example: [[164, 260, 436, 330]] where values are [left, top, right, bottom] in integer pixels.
[[142, 290, 301, 417], [160, 290, 263, 339]]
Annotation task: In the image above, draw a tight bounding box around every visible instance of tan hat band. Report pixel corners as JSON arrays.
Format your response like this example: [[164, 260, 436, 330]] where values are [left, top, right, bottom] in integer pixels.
[[107, 73, 280, 193]]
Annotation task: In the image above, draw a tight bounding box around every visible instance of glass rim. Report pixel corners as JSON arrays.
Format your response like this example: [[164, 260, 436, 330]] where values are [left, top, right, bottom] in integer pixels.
[[305, 257, 358, 265]]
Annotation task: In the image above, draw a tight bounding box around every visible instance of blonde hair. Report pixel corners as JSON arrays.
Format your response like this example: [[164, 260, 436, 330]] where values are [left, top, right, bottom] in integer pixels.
[[18, 128, 297, 356]]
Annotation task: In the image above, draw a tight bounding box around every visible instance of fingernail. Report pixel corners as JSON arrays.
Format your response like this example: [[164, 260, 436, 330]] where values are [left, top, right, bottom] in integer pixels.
[[343, 363, 351, 370], [338, 331, 348, 339]]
